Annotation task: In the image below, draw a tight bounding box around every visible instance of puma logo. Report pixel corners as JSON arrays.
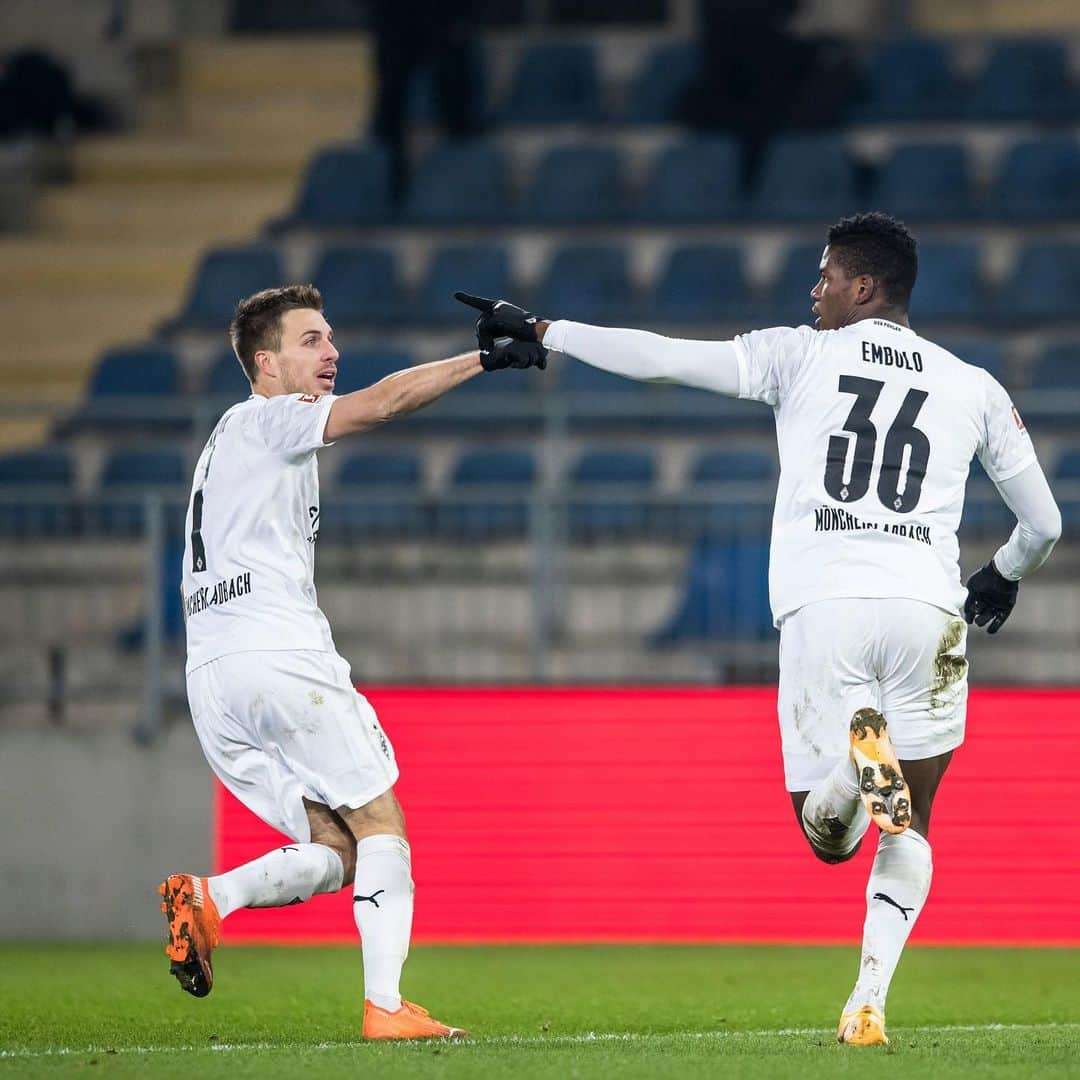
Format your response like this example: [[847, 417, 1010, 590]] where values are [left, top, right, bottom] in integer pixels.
[[354, 889, 385, 908], [280, 846, 299, 853], [873, 892, 915, 921]]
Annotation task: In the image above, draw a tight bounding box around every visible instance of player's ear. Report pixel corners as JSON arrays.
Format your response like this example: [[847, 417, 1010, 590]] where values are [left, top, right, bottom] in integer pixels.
[[855, 273, 877, 305], [253, 349, 276, 381]]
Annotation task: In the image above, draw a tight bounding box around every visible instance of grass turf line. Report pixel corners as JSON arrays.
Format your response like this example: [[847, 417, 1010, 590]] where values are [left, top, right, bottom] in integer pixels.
[[1, 944, 1077, 1078]]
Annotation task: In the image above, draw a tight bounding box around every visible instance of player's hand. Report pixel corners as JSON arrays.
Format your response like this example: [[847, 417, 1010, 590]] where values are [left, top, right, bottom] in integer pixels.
[[963, 560, 1018, 634], [455, 292, 541, 343], [480, 335, 548, 372]]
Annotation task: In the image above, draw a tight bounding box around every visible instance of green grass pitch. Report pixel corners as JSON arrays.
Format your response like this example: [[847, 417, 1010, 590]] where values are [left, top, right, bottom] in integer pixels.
[[1, 944, 1077, 1077]]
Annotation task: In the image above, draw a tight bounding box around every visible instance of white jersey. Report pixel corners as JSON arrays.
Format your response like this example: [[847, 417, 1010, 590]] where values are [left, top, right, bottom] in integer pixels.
[[733, 318, 1036, 623], [181, 392, 338, 672]]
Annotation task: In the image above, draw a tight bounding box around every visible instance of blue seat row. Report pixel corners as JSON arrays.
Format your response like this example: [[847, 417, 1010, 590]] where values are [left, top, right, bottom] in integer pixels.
[[406, 39, 1078, 127], [74, 338, 1080, 423], [279, 135, 1080, 229], [173, 239, 1080, 331]]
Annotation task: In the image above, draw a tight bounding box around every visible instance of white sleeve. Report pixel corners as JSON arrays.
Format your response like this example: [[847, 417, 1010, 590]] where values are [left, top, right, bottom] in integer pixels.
[[976, 374, 1037, 482], [254, 393, 337, 457], [731, 325, 817, 406], [542, 320, 741, 395], [990, 461, 1062, 581]]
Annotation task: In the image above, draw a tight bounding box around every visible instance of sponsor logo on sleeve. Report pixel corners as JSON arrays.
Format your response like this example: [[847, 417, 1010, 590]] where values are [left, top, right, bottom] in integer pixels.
[[1012, 404, 1026, 433]]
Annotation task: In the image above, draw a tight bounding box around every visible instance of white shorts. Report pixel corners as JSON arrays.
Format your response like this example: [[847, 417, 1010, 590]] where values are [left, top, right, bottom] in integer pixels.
[[777, 598, 968, 792], [187, 650, 399, 841]]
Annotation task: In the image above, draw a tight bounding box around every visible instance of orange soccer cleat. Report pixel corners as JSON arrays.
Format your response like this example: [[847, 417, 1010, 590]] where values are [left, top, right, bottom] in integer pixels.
[[362, 999, 469, 1040], [837, 1004, 889, 1045], [849, 708, 911, 835], [158, 873, 221, 998]]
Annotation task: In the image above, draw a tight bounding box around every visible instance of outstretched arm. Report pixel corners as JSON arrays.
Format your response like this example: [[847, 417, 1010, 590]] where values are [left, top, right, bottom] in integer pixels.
[[324, 352, 483, 440], [538, 320, 741, 396]]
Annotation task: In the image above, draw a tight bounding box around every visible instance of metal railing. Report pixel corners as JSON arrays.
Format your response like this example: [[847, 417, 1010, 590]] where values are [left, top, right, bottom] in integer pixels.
[[2, 483, 1077, 742]]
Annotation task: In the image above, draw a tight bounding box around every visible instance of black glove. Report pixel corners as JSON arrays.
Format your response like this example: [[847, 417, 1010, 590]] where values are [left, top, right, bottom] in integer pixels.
[[480, 335, 548, 372], [455, 291, 541, 344], [963, 560, 1018, 634]]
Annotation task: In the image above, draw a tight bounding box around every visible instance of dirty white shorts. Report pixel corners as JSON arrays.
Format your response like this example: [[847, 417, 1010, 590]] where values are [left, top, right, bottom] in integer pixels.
[[187, 650, 398, 841], [777, 598, 968, 792]]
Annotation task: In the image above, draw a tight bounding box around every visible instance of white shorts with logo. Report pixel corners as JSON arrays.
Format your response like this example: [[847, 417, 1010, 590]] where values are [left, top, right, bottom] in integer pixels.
[[777, 598, 968, 792], [187, 650, 399, 841]]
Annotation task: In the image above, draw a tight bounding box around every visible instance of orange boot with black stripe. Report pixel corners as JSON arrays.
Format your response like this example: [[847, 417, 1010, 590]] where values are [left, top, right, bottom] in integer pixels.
[[158, 873, 221, 998]]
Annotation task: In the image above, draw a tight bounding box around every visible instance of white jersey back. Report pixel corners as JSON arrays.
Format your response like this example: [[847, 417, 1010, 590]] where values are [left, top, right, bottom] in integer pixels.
[[181, 392, 338, 672], [733, 319, 1036, 624]]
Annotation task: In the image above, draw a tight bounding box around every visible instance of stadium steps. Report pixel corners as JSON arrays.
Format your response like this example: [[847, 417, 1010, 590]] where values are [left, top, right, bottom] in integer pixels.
[[5, 33, 371, 428]]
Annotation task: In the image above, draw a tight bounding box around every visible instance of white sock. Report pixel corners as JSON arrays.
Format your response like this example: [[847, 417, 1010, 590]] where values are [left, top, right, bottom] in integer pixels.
[[353, 834, 413, 1012], [801, 756, 869, 858], [845, 829, 933, 1014], [207, 843, 344, 919]]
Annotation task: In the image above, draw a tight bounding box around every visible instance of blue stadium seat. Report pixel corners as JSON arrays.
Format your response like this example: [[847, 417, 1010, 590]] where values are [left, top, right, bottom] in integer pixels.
[[452, 449, 536, 487], [568, 448, 656, 538], [855, 39, 959, 121], [203, 350, 251, 400], [650, 244, 751, 323], [524, 145, 622, 223], [405, 140, 509, 223], [285, 145, 390, 227], [1004, 244, 1080, 324], [988, 138, 1080, 221], [332, 348, 414, 396], [101, 449, 186, 488], [0, 450, 75, 535], [60, 344, 186, 437], [935, 337, 1008, 386], [338, 450, 422, 488], [325, 451, 424, 537], [416, 246, 512, 325], [624, 41, 698, 123], [642, 138, 742, 222], [967, 39, 1076, 121], [753, 135, 854, 221], [871, 143, 972, 221], [500, 42, 601, 125], [534, 246, 632, 324], [0, 449, 73, 487], [1028, 344, 1080, 390], [762, 243, 826, 326], [311, 246, 401, 325], [89, 344, 180, 398], [652, 537, 774, 642], [176, 247, 284, 330], [690, 450, 776, 485], [439, 448, 536, 538], [1054, 448, 1080, 480], [910, 242, 985, 322]]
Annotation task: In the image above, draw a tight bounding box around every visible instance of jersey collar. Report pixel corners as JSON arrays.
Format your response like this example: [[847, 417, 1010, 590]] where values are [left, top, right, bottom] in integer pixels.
[[850, 317, 915, 336]]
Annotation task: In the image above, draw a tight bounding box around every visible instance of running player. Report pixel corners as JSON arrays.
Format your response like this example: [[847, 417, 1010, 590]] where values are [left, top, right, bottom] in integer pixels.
[[161, 284, 546, 1039], [456, 213, 1061, 1045]]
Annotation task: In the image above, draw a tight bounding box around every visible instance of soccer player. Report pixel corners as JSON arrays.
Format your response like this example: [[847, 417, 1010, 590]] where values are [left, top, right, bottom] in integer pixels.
[[160, 284, 546, 1039], [456, 213, 1062, 1045]]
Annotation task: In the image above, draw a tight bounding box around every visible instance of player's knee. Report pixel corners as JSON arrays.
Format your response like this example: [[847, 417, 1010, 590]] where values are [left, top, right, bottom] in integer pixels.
[[311, 834, 355, 884], [807, 835, 862, 865]]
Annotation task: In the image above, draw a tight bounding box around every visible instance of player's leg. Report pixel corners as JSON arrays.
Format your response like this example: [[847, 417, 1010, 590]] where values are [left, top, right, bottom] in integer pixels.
[[204, 798, 354, 919], [838, 601, 967, 1045], [838, 750, 951, 1045], [779, 600, 877, 863], [161, 655, 359, 997], [334, 789, 467, 1039]]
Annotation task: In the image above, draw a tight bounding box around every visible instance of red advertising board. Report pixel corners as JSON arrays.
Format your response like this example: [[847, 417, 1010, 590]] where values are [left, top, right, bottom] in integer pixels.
[[217, 688, 1079, 945]]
